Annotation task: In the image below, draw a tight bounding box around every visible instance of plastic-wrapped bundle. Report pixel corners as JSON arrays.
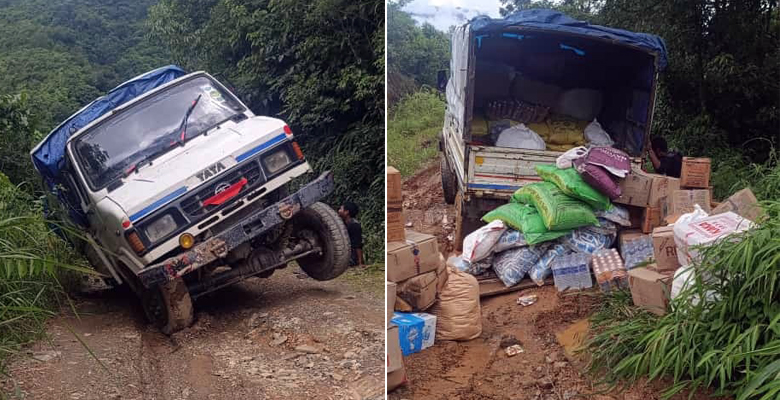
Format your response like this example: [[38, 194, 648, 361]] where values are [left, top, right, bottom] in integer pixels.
[[529, 243, 572, 286], [493, 229, 528, 253], [493, 246, 546, 287], [552, 253, 593, 291], [561, 228, 613, 254], [586, 218, 619, 236]]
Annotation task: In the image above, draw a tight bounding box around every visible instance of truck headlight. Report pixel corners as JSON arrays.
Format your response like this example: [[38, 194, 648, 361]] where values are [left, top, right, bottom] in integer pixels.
[[145, 214, 177, 242], [263, 149, 292, 174]]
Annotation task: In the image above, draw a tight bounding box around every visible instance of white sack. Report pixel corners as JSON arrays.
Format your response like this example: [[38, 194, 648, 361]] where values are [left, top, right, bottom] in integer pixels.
[[495, 124, 546, 150], [462, 220, 506, 263]]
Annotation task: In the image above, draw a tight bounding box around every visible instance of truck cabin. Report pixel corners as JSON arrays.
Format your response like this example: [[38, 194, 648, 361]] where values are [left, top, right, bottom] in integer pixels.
[[465, 12, 664, 158]]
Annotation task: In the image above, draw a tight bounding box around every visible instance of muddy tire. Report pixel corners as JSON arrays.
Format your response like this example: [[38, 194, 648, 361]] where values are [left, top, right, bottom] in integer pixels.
[[293, 202, 350, 281], [441, 156, 457, 205], [115, 260, 194, 335]]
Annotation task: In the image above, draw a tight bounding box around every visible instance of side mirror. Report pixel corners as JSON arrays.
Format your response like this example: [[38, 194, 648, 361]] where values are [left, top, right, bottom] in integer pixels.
[[437, 70, 448, 93]]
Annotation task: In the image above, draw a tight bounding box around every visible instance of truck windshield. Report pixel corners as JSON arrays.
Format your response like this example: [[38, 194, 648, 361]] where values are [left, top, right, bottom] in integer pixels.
[[73, 76, 244, 190]]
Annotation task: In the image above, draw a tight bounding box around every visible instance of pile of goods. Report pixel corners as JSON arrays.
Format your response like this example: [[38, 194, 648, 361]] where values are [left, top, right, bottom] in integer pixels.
[[456, 145, 762, 319], [386, 167, 483, 393]]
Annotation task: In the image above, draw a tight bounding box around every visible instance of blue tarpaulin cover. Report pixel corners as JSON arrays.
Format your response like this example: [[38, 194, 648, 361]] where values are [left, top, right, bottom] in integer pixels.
[[469, 9, 668, 70], [31, 65, 187, 187]]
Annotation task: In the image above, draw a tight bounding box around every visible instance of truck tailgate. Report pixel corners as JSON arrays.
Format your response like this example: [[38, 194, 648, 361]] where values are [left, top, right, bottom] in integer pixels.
[[467, 145, 559, 198]]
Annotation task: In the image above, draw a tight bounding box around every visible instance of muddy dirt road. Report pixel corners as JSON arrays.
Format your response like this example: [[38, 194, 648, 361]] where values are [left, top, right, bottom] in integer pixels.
[[3, 267, 384, 400], [390, 159, 710, 400]]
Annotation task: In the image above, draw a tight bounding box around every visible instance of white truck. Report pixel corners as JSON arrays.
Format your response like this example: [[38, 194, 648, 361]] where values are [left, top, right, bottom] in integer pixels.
[[439, 10, 667, 247], [31, 66, 350, 333]]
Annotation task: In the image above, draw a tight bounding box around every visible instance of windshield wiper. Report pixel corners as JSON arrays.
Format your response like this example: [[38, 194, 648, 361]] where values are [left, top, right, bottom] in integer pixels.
[[120, 95, 204, 178], [177, 94, 202, 146]]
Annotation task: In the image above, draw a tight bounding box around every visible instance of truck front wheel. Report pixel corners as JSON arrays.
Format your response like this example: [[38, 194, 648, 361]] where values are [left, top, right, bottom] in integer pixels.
[[292, 202, 350, 281], [441, 156, 457, 204]]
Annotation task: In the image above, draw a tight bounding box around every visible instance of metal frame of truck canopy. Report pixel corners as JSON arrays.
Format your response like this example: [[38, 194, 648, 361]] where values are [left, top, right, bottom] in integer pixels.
[[445, 11, 666, 200]]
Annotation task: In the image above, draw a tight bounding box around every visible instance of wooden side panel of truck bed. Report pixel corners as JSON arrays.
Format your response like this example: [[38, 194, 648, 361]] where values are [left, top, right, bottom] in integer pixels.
[[466, 145, 559, 198]]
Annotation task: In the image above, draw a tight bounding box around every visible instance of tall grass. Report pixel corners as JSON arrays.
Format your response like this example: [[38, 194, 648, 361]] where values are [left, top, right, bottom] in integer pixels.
[[0, 173, 88, 377], [586, 201, 780, 399], [387, 89, 446, 177]]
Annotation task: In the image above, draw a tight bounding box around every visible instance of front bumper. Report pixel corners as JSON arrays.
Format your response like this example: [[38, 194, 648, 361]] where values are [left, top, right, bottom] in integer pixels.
[[137, 171, 334, 288]]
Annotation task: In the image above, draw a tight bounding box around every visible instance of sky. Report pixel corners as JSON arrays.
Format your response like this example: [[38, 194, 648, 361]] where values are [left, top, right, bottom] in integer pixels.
[[402, 0, 504, 31]]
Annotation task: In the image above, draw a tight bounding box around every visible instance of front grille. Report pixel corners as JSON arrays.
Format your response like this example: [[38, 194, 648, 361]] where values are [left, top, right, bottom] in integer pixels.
[[181, 159, 263, 217]]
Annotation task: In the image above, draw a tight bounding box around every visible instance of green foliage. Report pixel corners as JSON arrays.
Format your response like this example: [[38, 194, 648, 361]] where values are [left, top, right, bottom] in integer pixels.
[[586, 202, 780, 399], [386, 0, 450, 108], [147, 0, 385, 263], [0, 0, 170, 184], [387, 90, 446, 176], [0, 172, 86, 375], [0, 93, 42, 187]]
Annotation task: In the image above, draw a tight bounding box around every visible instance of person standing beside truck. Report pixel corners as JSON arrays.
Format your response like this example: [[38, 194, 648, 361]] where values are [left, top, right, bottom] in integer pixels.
[[339, 201, 363, 266], [649, 137, 683, 178]]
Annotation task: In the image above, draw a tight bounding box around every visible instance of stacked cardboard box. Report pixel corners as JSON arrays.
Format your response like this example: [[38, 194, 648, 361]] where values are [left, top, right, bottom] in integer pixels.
[[387, 324, 406, 392], [712, 188, 762, 222], [616, 166, 680, 233], [650, 225, 680, 273], [387, 167, 405, 243], [680, 157, 711, 189]]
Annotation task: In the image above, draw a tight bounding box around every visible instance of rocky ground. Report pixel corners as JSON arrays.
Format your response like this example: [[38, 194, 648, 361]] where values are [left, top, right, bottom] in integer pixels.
[[388, 160, 712, 400], [2, 266, 385, 400]]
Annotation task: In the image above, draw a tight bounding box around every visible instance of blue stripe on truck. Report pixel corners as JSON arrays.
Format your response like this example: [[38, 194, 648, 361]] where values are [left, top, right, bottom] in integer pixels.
[[235, 133, 287, 162], [468, 183, 521, 191], [129, 186, 188, 222]]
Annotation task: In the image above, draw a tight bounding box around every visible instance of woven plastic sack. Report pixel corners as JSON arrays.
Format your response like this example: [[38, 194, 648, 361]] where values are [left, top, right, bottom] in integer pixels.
[[561, 228, 612, 254], [495, 124, 546, 150], [575, 161, 621, 200], [493, 246, 545, 287], [595, 205, 631, 226], [584, 119, 614, 146], [431, 267, 482, 341], [462, 220, 506, 263], [556, 146, 588, 169], [512, 182, 598, 231], [493, 229, 528, 253], [535, 165, 610, 210], [583, 146, 630, 178], [483, 203, 568, 245], [529, 243, 572, 286]]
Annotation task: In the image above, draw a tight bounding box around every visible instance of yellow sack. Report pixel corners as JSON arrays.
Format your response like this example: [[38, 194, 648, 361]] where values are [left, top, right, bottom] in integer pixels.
[[470, 115, 490, 137]]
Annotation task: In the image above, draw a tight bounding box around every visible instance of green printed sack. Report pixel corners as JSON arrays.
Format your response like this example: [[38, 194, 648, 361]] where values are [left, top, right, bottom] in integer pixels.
[[535, 165, 610, 211], [513, 182, 598, 231], [482, 203, 568, 245]]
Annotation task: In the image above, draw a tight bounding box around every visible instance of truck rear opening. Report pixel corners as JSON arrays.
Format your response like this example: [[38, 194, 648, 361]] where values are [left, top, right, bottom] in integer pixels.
[[441, 10, 667, 245]]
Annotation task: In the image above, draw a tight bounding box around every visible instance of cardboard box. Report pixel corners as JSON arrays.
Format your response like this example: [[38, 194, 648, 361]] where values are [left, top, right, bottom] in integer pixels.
[[627, 206, 643, 229], [628, 267, 673, 315], [641, 207, 662, 234], [651, 225, 680, 273], [409, 312, 437, 350], [670, 189, 711, 216], [648, 174, 680, 208], [616, 167, 652, 207], [387, 208, 406, 243], [387, 166, 405, 243], [387, 324, 403, 373], [391, 312, 425, 356], [395, 296, 413, 312], [396, 270, 437, 311], [387, 365, 407, 392], [712, 188, 762, 222], [387, 231, 440, 282], [387, 282, 396, 325], [680, 157, 711, 188]]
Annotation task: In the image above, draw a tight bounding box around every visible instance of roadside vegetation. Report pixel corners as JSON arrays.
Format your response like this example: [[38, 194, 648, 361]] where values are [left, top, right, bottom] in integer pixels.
[[0, 0, 384, 385], [387, 90, 446, 177]]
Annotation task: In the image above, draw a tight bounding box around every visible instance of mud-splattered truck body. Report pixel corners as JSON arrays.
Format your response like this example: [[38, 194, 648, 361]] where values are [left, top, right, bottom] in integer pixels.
[[439, 10, 667, 247], [31, 66, 350, 333]]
